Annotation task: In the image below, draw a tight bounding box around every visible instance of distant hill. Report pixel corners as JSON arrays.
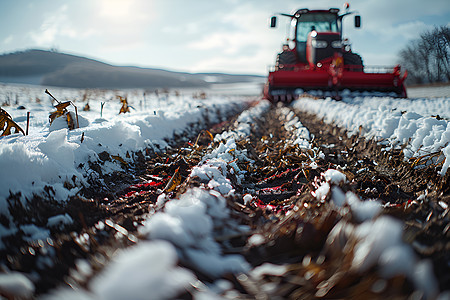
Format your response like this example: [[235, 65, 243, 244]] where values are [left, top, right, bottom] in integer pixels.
[[0, 49, 263, 89]]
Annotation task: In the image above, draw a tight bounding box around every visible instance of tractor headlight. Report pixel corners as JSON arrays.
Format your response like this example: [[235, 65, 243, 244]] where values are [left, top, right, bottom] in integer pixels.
[[311, 40, 327, 48], [331, 41, 342, 48]]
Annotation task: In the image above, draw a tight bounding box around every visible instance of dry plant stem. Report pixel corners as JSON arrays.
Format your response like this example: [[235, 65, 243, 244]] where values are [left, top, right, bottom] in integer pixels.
[[26, 111, 30, 135], [100, 102, 105, 118], [45, 89, 60, 105], [74, 105, 80, 128]]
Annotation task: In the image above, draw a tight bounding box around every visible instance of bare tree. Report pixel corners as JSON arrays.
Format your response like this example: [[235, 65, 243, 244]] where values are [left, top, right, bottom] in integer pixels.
[[399, 26, 450, 84]]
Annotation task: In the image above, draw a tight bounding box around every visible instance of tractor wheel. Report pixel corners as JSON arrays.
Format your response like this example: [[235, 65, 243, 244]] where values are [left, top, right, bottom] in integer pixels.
[[343, 52, 363, 71], [276, 51, 297, 70]]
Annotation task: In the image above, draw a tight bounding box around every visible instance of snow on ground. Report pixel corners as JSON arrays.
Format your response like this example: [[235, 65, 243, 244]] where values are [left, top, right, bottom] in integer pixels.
[[214, 100, 270, 142], [278, 106, 311, 149], [408, 84, 450, 99], [315, 168, 439, 298], [1, 83, 447, 298], [43, 240, 198, 300], [41, 101, 439, 299], [40, 99, 271, 299], [292, 95, 450, 175], [0, 271, 35, 298], [0, 83, 252, 248], [138, 101, 271, 279]]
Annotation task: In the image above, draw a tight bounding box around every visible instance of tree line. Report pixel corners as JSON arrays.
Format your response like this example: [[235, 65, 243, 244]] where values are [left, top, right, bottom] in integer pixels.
[[398, 25, 450, 84]]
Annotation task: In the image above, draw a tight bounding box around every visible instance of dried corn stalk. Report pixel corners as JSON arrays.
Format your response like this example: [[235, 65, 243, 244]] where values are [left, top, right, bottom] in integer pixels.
[[118, 96, 130, 114], [0, 108, 25, 136], [111, 155, 128, 166], [46, 89, 80, 130], [49, 101, 76, 130], [164, 167, 181, 192], [193, 130, 214, 148]]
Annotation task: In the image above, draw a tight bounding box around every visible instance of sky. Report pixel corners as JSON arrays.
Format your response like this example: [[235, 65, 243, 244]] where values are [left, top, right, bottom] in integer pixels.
[[0, 0, 449, 75]]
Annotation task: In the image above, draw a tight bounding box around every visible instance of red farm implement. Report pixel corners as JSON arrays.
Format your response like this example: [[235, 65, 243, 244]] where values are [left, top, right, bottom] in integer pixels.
[[263, 4, 407, 102]]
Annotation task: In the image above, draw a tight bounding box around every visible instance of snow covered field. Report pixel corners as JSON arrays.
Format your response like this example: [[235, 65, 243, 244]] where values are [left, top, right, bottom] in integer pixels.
[[292, 94, 450, 175], [0, 83, 253, 248], [39, 99, 440, 299], [0, 82, 449, 298], [407, 84, 450, 99], [1, 83, 449, 232]]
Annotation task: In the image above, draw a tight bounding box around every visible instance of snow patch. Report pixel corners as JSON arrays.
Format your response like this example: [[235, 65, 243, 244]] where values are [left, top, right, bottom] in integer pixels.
[[323, 169, 347, 184], [0, 272, 35, 298], [293, 97, 450, 175], [0, 86, 250, 244]]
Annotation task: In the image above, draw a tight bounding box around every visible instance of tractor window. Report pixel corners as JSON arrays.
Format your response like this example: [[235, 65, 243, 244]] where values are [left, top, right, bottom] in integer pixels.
[[296, 13, 339, 42]]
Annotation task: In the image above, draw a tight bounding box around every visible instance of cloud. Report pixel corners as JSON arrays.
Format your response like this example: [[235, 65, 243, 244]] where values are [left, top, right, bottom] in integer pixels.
[[394, 21, 434, 41], [27, 4, 82, 46], [188, 32, 250, 55], [355, 0, 449, 37], [360, 0, 450, 24], [162, 22, 201, 36], [9, 0, 448, 74], [25, 0, 156, 52], [3, 35, 13, 45], [362, 20, 433, 43], [185, 3, 281, 72], [29, 18, 59, 45], [188, 49, 270, 75], [97, 0, 152, 21], [94, 0, 155, 33], [84, 0, 156, 50]]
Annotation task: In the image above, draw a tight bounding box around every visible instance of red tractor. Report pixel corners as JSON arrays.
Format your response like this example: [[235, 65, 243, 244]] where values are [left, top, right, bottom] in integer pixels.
[[263, 5, 408, 102]]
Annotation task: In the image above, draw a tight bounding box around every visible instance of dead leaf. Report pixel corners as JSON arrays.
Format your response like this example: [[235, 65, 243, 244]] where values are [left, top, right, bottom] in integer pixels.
[[164, 167, 181, 192], [118, 96, 130, 114], [111, 155, 128, 166], [205, 130, 214, 141], [49, 101, 71, 124], [0, 108, 25, 136]]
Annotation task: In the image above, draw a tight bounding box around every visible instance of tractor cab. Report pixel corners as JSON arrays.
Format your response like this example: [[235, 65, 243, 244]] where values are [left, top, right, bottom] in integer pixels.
[[294, 9, 342, 64], [270, 8, 360, 68]]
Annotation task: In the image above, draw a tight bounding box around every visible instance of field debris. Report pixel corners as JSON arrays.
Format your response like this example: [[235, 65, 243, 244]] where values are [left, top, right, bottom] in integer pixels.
[[118, 96, 132, 114], [46, 89, 80, 130], [0, 107, 25, 136]]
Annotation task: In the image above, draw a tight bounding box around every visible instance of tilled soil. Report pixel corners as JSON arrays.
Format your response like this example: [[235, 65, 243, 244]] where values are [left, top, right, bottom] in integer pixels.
[[1, 101, 449, 299], [243, 108, 449, 298]]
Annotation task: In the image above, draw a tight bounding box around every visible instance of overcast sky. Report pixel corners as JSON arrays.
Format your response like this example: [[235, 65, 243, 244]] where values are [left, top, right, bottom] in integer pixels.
[[1, 0, 449, 75]]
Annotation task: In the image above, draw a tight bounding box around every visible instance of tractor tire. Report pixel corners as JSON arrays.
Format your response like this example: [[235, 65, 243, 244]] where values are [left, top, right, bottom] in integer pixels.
[[343, 52, 364, 71], [276, 51, 297, 70]]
